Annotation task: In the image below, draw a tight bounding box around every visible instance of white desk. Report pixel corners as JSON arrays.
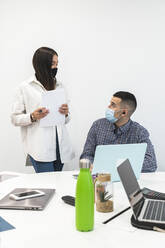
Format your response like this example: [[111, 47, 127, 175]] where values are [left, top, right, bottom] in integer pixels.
[[0, 171, 165, 248]]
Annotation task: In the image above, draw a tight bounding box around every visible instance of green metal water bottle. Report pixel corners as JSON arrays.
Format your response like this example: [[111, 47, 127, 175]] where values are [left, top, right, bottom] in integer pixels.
[[75, 159, 94, 231]]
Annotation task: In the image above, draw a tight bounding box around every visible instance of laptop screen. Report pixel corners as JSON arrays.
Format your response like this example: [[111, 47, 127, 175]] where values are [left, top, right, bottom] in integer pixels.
[[117, 159, 144, 218]]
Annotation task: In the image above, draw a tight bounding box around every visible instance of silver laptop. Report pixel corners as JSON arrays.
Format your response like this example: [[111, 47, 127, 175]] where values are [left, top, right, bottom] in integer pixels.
[[117, 159, 165, 224], [0, 188, 55, 210]]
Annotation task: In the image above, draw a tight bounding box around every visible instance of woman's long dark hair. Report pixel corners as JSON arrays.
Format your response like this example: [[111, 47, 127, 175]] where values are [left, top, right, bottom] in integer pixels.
[[32, 47, 58, 90]]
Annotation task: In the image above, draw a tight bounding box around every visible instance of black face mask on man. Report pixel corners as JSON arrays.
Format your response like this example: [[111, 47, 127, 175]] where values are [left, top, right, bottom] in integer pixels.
[[51, 68, 58, 78]]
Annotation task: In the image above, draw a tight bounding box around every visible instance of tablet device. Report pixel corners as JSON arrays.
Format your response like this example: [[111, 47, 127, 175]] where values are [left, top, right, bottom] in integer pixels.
[[92, 143, 147, 182]]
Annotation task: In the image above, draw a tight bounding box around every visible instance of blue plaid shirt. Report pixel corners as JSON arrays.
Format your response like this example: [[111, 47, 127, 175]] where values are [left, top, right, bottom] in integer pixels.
[[80, 118, 157, 172]]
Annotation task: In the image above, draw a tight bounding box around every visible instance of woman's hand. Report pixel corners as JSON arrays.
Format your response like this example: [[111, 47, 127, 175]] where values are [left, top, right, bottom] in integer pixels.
[[59, 104, 69, 116], [31, 107, 49, 121]]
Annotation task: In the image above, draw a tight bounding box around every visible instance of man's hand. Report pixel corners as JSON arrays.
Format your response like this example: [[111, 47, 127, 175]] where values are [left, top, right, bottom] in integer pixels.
[[90, 164, 93, 173]]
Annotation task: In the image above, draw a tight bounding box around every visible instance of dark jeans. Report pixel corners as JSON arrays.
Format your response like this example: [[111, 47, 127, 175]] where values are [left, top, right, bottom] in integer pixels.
[[29, 129, 63, 173]]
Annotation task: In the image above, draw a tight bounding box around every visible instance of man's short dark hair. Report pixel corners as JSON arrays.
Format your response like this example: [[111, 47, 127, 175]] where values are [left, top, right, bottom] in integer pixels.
[[113, 91, 137, 116]]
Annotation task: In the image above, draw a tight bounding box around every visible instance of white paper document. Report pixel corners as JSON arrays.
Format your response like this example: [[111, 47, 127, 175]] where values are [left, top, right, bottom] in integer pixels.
[[40, 88, 66, 127]]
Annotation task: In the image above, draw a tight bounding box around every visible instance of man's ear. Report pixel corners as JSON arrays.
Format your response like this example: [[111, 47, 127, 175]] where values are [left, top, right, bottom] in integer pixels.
[[122, 109, 128, 116]]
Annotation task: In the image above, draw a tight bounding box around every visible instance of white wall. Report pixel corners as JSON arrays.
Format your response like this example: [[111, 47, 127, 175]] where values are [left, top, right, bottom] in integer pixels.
[[0, 0, 165, 173]]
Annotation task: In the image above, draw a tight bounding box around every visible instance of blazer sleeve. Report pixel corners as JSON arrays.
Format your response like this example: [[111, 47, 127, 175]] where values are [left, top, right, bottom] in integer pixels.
[[11, 86, 32, 126]]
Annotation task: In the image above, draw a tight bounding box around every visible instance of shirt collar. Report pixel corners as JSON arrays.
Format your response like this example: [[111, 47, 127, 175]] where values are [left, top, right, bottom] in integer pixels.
[[32, 75, 46, 89], [110, 119, 132, 134], [31, 75, 60, 90]]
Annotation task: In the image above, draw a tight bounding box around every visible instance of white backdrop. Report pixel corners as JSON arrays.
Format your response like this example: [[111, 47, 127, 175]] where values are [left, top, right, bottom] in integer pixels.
[[0, 0, 165, 173]]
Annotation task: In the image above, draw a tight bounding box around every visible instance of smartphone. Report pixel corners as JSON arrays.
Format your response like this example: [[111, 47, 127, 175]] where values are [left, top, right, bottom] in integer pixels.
[[9, 190, 45, 201]]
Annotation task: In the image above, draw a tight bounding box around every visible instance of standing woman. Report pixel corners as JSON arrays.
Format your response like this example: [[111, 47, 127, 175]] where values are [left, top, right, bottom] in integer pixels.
[[11, 47, 75, 173]]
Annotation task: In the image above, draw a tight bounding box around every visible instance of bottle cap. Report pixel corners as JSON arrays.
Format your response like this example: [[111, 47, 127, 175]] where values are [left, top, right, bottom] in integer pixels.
[[79, 159, 91, 169], [97, 173, 111, 182]]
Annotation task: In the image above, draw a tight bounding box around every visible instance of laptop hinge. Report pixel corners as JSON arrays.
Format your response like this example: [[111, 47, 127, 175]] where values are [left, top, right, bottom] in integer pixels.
[[133, 198, 145, 219]]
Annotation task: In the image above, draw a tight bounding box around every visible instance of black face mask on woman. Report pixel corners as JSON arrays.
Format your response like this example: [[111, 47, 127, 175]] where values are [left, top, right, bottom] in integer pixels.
[[51, 68, 58, 78]]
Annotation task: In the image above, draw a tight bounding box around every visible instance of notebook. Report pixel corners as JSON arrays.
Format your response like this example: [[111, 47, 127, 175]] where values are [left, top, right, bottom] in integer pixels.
[[92, 143, 147, 182], [0, 188, 55, 210], [117, 159, 165, 224]]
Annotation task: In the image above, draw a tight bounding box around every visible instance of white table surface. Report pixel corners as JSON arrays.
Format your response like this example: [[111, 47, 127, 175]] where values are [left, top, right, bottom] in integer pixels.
[[0, 171, 165, 248]]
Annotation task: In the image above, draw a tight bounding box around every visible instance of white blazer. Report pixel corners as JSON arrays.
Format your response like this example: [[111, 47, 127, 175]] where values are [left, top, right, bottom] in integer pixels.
[[11, 76, 75, 163]]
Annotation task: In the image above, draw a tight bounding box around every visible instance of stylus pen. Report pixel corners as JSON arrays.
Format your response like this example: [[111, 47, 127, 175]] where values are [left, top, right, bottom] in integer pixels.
[[103, 206, 131, 224], [153, 226, 165, 233]]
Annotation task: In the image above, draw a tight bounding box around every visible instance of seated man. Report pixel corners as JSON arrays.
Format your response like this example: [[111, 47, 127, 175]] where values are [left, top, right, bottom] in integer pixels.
[[80, 91, 157, 172]]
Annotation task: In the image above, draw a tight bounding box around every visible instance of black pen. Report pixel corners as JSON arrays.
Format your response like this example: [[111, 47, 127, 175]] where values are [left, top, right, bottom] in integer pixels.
[[103, 206, 131, 224]]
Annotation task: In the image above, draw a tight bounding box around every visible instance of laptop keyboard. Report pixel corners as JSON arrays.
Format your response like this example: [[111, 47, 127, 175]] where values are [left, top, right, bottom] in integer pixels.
[[143, 200, 165, 221]]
